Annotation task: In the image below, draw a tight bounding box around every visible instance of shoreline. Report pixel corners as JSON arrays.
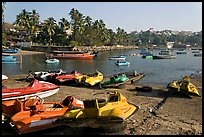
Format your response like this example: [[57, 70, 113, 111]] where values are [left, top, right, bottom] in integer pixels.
[[2, 73, 202, 135]]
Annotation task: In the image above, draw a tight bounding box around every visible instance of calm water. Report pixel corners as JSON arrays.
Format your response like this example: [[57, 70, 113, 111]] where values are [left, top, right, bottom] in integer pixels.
[[2, 49, 202, 86]]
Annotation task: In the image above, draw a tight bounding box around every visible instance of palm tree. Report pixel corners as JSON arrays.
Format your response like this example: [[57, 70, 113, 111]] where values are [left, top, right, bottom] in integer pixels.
[[15, 9, 30, 43], [28, 10, 40, 45], [69, 8, 85, 45], [59, 18, 72, 36], [43, 17, 57, 49]]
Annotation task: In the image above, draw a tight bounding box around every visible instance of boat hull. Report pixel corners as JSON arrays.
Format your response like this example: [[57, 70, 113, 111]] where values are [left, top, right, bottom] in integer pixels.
[[50, 53, 95, 60], [153, 55, 176, 59], [2, 88, 59, 101], [2, 80, 60, 101]]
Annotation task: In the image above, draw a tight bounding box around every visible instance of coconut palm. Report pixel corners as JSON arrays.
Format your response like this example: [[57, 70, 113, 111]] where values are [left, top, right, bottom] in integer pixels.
[[69, 8, 85, 45], [59, 18, 72, 36], [28, 10, 40, 45], [43, 17, 57, 48]]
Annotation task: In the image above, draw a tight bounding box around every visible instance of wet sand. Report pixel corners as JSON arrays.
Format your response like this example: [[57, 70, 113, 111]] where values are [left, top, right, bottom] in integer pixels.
[[2, 73, 202, 135]]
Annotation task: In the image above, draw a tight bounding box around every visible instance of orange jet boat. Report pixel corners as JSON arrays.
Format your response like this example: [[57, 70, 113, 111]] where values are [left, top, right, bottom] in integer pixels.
[[2, 96, 84, 134]]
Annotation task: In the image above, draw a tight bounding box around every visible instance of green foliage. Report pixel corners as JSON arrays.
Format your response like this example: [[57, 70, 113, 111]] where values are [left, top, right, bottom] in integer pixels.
[[70, 40, 78, 46], [5, 8, 202, 48]]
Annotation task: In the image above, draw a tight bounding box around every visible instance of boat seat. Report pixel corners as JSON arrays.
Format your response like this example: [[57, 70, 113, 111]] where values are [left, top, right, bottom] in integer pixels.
[[108, 95, 119, 102], [23, 98, 46, 112], [61, 96, 73, 107], [14, 99, 24, 113]]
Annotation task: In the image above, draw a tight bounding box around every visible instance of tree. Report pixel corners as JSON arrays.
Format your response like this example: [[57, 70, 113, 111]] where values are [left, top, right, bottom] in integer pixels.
[[43, 17, 57, 49]]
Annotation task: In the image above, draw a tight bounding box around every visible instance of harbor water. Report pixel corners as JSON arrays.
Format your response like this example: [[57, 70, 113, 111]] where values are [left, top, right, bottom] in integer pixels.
[[2, 49, 202, 86]]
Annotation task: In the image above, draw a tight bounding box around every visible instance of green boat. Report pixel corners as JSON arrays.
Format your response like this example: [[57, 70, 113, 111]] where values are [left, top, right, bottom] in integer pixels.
[[101, 72, 145, 88], [102, 73, 129, 85]]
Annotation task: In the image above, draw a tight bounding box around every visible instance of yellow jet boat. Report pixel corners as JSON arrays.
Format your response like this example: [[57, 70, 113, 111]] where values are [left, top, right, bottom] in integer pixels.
[[75, 70, 103, 86], [167, 76, 200, 97], [54, 91, 139, 133]]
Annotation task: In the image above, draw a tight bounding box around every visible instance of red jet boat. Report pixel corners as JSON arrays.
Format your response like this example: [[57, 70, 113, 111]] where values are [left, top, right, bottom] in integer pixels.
[[53, 70, 83, 84], [2, 79, 60, 101]]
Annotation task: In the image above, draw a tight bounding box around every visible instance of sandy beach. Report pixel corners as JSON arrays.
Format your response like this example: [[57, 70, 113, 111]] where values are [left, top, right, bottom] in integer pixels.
[[2, 72, 202, 135]]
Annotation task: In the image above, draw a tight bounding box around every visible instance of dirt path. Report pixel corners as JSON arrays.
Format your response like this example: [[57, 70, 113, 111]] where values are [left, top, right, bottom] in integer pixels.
[[2, 73, 202, 135]]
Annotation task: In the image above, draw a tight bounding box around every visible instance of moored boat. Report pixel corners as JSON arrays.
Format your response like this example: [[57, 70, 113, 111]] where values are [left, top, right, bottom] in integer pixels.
[[45, 58, 59, 64], [194, 52, 202, 57], [115, 60, 130, 66], [109, 55, 127, 60], [153, 49, 176, 59], [47, 51, 96, 60], [2, 79, 60, 101], [176, 50, 187, 54], [2, 56, 17, 62], [2, 48, 19, 54]]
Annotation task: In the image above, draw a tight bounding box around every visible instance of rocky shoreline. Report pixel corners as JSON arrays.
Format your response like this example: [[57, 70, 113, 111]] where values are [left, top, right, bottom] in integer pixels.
[[2, 73, 202, 135]]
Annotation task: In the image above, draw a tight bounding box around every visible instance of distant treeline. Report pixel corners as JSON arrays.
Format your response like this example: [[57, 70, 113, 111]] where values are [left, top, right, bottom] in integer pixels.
[[2, 6, 202, 48]]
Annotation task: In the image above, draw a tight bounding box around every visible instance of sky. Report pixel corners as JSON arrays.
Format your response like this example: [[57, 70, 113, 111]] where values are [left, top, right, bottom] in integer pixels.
[[3, 2, 202, 33]]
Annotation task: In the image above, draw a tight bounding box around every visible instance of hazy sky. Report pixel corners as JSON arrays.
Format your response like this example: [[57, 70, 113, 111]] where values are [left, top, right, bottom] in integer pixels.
[[4, 2, 202, 33]]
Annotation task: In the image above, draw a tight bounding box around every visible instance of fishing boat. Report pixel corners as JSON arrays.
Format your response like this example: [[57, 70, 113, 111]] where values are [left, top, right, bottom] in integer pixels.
[[47, 51, 96, 60], [109, 55, 127, 60], [75, 70, 103, 86], [2, 79, 60, 101], [115, 60, 130, 66], [45, 58, 59, 64], [153, 49, 176, 59], [2, 75, 8, 83], [2, 95, 84, 134]]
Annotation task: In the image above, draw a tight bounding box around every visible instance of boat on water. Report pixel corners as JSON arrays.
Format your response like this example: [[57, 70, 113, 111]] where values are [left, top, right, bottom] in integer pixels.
[[109, 55, 127, 60], [2, 56, 17, 62], [194, 52, 202, 57], [2, 75, 8, 83], [176, 49, 187, 54], [47, 51, 96, 60], [2, 48, 19, 54], [153, 49, 176, 59], [2, 95, 84, 134], [139, 49, 153, 56], [115, 60, 130, 66], [45, 58, 59, 64], [2, 79, 60, 101]]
